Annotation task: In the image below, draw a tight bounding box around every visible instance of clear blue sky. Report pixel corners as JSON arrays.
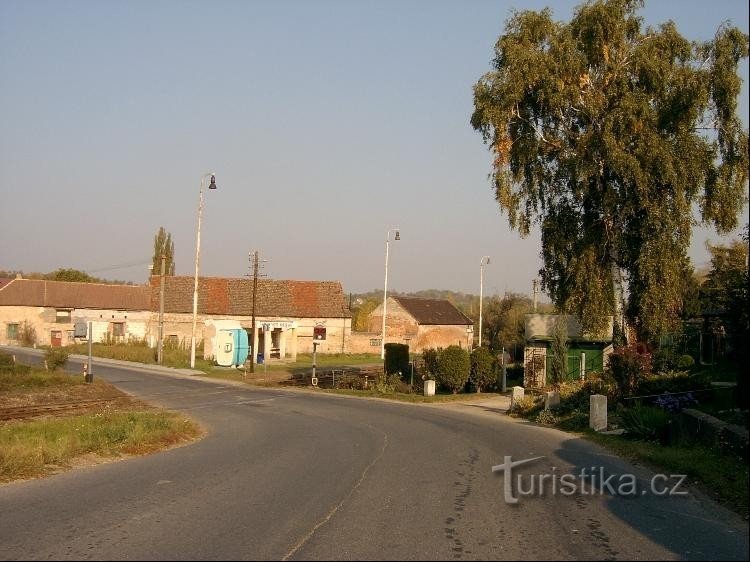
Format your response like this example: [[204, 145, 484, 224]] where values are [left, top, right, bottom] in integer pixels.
[[1, 0, 747, 298]]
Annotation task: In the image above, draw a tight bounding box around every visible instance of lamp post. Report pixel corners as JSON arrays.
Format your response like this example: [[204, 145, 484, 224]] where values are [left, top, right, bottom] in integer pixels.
[[190, 172, 217, 369], [479, 256, 490, 347], [381, 227, 400, 360]]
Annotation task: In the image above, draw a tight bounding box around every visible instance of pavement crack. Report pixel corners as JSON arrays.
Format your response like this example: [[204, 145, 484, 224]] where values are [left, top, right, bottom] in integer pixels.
[[282, 424, 389, 561]]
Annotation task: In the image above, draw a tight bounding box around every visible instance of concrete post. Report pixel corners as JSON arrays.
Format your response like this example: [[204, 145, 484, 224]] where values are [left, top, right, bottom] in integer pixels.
[[590, 394, 607, 431], [544, 391, 560, 410], [290, 327, 298, 362], [424, 379, 436, 397], [580, 352, 586, 380], [279, 328, 287, 359], [511, 386, 525, 410]]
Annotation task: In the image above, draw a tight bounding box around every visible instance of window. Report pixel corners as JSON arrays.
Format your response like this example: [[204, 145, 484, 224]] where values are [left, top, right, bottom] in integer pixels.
[[6, 323, 19, 340], [166, 335, 179, 347], [111, 322, 125, 337], [370, 338, 381, 347], [56, 310, 72, 324]]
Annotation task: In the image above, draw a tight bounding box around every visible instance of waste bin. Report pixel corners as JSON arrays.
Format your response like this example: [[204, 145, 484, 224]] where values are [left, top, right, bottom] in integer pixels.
[[257, 353, 264, 364]]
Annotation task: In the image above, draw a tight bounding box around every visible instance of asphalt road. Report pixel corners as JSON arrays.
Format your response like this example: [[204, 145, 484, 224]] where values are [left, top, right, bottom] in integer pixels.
[[1, 347, 747, 561]]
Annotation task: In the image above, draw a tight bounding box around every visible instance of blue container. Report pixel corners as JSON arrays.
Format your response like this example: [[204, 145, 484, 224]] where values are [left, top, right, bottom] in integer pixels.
[[233, 329, 249, 365], [257, 353, 264, 364]]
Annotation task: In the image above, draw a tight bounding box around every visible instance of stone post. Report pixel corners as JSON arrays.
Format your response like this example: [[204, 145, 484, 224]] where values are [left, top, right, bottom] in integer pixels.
[[544, 391, 560, 410], [589, 394, 607, 431], [424, 379, 436, 397], [511, 386, 525, 410]]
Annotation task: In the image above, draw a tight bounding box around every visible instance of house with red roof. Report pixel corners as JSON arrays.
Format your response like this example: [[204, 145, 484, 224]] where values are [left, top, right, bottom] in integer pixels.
[[365, 296, 474, 352], [0, 275, 352, 361]]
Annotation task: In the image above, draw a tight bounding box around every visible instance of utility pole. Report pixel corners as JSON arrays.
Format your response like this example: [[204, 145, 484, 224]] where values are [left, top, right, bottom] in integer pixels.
[[157, 254, 166, 365], [250, 251, 259, 374], [532, 279, 539, 312]]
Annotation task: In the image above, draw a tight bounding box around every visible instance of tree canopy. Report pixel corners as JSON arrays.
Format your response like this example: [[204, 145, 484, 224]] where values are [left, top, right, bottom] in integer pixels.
[[471, 0, 748, 342], [152, 227, 175, 276]]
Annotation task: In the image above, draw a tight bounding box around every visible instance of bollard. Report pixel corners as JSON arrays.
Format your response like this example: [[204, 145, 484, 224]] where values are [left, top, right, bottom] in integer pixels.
[[423, 379, 436, 396], [544, 391, 560, 410], [511, 386, 525, 410], [589, 394, 607, 431]]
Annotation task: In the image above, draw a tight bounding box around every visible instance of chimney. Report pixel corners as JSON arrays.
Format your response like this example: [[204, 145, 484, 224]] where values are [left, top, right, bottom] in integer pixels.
[[15, 273, 23, 280]]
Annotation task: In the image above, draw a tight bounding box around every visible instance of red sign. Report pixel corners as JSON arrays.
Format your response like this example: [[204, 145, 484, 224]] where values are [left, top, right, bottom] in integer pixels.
[[313, 326, 326, 340]]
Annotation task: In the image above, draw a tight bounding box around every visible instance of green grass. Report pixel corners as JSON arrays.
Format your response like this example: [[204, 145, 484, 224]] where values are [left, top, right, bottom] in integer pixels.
[[0, 369, 84, 392], [61, 342, 210, 370], [0, 410, 202, 483], [587, 432, 749, 517]]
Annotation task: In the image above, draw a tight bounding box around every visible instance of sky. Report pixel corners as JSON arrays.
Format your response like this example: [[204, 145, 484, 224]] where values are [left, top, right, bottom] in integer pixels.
[[1, 0, 747, 299]]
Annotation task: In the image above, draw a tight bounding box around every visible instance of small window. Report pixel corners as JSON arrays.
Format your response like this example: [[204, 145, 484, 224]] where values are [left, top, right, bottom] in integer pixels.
[[56, 310, 72, 324], [111, 322, 125, 337], [166, 335, 179, 346], [6, 323, 19, 340], [370, 338, 381, 347]]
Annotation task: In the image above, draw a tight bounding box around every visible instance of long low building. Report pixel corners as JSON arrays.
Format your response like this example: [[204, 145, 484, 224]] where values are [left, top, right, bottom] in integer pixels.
[[0, 275, 352, 361]]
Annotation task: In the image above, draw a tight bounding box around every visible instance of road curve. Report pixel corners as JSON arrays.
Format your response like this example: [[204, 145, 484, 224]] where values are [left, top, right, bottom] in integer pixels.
[[0, 347, 747, 561]]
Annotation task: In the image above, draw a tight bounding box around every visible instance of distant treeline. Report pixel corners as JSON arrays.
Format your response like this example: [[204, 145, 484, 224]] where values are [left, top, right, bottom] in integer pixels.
[[0, 268, 134, 285]]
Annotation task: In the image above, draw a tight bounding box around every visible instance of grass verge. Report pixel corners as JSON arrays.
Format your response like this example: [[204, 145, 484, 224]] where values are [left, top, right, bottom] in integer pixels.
[[586, 431, 749, 518], [0, 410, 201, 483]]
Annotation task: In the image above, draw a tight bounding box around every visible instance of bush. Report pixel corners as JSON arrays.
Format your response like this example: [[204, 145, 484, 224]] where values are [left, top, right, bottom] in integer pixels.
[[607, 346, 652, 397], [384, 343, 409, 377], [436, 346, 470, 394], [374, 373, 402, 394], [511, 395, 542, 416], [44, 348, 69, 372], [652, 392, 698, 413], [422, 348, 440, 380], [636, 370, 712, 397], [676, 354, 695, 369], [469, 347, 496, 392], [20, 321, 37, 346], [536, 408, 559, 425], [620, 405, 672, 443]]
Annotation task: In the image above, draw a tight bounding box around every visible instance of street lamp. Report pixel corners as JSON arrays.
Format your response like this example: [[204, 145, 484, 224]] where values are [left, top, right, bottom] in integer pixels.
[[479, 256, 490, 347], [381, 227, 400, 360], [190, 172, 218, 369]]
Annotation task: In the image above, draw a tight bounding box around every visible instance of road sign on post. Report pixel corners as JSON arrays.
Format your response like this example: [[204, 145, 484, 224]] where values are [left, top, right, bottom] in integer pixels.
[[313, 325, 326, 341]]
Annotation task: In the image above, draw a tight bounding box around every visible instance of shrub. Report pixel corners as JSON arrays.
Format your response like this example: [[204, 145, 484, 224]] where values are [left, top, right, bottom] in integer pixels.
[[436, 346, 470, 394], [676, 354, 695, 369], [44, 348, 69, 372], [636, 370, 712, 396], [469, 347, 496, 392], [384, 343, 409, 377], [511, 395, 542, 416], [374, 373, 402, 394], [620, 405, 672, 443], [652, 392, 698, 413], [20, 321, 37, 346], [607, 345, 652, 397], [422, 348, 440, 380], [536, 408, 559, 425]]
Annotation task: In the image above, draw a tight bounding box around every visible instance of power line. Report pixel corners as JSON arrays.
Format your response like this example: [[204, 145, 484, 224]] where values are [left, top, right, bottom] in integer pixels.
[[86, 259, 152, 273]]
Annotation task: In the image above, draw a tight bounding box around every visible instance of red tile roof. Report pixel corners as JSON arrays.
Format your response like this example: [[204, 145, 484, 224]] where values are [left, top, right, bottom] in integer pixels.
[[0, 279, 150, 310], [392, 296, 473, 326], [150, 276, 351, 318]]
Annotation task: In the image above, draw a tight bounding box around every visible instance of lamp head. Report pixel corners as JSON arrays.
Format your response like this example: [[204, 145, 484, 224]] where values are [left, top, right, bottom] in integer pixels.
[[208, 174, 217, 189], [394, 230, 400, 241]]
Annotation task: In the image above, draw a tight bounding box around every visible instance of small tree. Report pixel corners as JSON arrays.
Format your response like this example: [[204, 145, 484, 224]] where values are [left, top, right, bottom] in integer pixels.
[[437, 346, 471, 394], [384, 343, 410, 377], [549, 315, 569, 386], [422, 348, 440, 380], [45, 348, 69, 372], [470, 347, 496, 392], [152, 226, 176, 276], [20, 321, 37, 347]]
